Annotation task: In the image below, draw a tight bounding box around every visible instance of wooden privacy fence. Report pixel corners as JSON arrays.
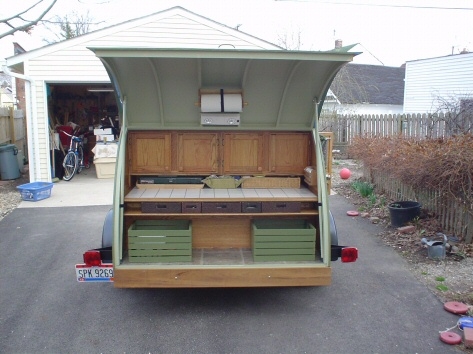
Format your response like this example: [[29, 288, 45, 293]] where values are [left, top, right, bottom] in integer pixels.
[[365, 168, 473, 244], [0, 106, 27, 162], [319, 113, 473, 145]]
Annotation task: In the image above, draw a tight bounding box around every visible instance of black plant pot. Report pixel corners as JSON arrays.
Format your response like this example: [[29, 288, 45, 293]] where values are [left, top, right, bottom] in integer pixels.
[[388, 201, 421, 227]]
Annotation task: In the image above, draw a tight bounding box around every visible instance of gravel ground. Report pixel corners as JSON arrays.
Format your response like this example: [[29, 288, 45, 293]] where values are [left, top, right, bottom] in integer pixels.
[[331, 159, 473, 307], [2, 163, 472, 307], [0, 173, 28, 222]]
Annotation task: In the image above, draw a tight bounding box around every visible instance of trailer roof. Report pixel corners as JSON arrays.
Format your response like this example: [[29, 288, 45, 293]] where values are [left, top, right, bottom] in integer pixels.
[[90, 47, 359, 130]]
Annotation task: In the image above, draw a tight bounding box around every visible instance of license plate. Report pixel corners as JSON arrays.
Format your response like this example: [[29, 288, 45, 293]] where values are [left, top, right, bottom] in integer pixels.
[[75, 264, 114, 282]]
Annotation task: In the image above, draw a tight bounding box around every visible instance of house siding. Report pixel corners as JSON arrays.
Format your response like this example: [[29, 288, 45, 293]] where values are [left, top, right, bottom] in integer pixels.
[[13, 8, 280, 181], [404, 53, 473, 113]]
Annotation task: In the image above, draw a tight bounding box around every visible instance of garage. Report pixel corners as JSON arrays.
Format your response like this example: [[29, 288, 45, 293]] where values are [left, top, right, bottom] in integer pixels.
[[5, 7, 280, 182]]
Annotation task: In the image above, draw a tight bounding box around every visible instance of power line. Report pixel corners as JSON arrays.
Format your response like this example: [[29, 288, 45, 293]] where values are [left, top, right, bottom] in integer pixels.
[[274, 0, 473, 11]]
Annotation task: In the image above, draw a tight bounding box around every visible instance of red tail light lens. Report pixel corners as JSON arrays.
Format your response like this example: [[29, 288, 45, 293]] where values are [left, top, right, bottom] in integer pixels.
[[83, 250, 101, 266], [341, 247, 358, 263]]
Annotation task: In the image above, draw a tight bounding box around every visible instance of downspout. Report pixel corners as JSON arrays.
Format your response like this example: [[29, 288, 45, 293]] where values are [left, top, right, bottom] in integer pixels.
[[3, 65, 43, 182]]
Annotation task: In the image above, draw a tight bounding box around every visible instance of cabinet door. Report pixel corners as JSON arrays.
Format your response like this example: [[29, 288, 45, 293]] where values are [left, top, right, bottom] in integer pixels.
[[223, 133, 265, 174], [129, 132, 171, 173], [269, 133, 309, 174], [177, 133, 219, 173]]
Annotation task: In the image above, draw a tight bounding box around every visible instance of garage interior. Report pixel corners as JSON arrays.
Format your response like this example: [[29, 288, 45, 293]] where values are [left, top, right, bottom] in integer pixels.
[[47, 84, 119, 179]]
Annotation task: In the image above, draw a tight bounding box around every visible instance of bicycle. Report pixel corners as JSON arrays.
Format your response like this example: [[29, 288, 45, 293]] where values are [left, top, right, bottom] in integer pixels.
[[60, 129, 90, 181]]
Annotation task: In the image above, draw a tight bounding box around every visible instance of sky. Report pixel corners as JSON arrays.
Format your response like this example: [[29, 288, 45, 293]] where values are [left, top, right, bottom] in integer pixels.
[[1, 0, 472, 67]]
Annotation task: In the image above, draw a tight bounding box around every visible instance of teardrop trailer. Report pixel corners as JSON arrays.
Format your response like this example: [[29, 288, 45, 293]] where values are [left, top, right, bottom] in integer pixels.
[[75, 47, 358, 287]]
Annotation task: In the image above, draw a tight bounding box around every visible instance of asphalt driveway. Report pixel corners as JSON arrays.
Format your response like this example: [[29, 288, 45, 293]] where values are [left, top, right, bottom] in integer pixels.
[[0, 194, 462, 353]]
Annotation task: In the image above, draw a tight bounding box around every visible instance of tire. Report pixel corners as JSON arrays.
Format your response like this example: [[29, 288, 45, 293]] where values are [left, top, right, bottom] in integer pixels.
[[77, 145, 84, 174], [101, 209, 114, 248], [329, 210, 338, 246], [62, 151, 78, 181]]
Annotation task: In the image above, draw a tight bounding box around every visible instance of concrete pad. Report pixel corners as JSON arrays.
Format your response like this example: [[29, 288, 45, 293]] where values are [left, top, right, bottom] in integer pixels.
[[17, 166, 113, 208]]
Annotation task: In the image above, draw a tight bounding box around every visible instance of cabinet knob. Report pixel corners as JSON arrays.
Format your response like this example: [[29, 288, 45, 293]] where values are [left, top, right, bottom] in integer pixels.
[[258, 167, 262, 171]]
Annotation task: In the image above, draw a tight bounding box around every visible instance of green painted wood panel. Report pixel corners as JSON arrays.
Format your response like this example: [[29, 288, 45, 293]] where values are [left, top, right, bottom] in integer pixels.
[[128, 220, 192, 263], [251, 219, 316, 262]]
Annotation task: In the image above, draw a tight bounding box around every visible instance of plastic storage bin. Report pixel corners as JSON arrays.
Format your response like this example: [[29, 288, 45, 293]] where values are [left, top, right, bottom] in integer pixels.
[[0, 144, 20, 180], [94, 157, 116, 178], [17, 182, 53, 201]]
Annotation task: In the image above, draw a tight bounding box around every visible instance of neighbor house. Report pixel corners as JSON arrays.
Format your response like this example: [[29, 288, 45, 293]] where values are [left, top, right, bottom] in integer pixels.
[[323, 63, 405, 115], [403, 52, 473, 113], [5, 6, 282, 182]]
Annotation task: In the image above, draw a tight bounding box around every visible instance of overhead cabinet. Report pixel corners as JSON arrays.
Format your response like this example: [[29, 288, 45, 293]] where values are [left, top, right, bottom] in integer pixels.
[[129, 132, 171, 173], [176, 132, 219, 173], [222, 133, 265, 174], [269, 133, 310, 173], [128, 131, 311, 176]]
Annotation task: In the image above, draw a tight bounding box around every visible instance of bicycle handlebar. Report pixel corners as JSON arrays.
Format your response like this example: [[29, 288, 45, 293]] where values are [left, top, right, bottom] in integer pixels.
[[58, 129, 83, 141]]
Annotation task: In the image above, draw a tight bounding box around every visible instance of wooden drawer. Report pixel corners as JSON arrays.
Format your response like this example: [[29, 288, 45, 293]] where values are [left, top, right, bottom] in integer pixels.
[[242, 202, 262, 213], [202, 202, 241, 213], [262, 201, 301, 213], [141, 202, 182, 213], [182, 202, 202, 213]]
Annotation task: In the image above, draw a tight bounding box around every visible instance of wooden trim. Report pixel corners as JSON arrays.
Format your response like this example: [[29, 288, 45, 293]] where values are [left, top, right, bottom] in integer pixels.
[[113, 266, 331, 288]]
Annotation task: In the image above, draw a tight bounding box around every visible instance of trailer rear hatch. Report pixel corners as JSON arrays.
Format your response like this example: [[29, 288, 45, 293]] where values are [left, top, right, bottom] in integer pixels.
[[84, 47, 359, 288]]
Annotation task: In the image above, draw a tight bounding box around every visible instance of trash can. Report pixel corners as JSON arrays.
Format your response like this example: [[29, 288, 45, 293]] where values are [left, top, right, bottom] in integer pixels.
[[0, 144, 20, 180]]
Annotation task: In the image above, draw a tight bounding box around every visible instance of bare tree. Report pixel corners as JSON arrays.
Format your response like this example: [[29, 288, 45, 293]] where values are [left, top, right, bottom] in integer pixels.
[[277, 28, 302, 50], [431, 93, 473, 135], [0, 0, 57, 39], [43, 10, 99, 43]]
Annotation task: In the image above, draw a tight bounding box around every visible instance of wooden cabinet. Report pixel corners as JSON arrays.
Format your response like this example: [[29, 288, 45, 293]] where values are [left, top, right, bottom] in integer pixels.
[[269, 133, 309, 174], [222, 133, 265, 174], [128, 131, 311, 176], [177, 133, 219, 173], [129, 132, 171, 173]]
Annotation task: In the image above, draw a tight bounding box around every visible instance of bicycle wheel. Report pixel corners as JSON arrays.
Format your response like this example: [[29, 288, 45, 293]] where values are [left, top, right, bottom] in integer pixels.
[[77, 145, 84, 173], [62, 151, 78, 181]]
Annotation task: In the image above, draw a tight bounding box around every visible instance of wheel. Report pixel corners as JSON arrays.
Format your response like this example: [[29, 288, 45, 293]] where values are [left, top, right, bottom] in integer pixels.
[[62, 151, 78, 181], [77, 145, 84, 173]]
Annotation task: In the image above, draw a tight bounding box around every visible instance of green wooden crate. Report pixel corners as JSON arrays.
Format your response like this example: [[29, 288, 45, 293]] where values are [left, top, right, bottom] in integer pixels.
[[251, 219, 316, 262], [128, 220, 192, 263]]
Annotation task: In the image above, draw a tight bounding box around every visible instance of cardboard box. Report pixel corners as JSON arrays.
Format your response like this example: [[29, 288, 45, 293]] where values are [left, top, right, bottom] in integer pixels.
[[94, 128, 112, 135], [94, 157, 116, 178]]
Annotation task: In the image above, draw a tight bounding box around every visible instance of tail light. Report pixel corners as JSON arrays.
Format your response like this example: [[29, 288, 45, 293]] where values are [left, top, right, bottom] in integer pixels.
[[83, 250, 101, 266], [341, 247, 358, 263]]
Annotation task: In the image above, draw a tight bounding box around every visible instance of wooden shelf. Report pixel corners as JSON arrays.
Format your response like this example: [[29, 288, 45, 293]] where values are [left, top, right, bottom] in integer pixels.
[[125, 187, 317, 202], [124, 211, 319, 217]]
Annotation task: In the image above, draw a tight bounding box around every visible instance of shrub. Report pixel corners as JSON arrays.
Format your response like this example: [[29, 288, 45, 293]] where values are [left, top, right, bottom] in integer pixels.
[[352, 180, 374, 198], [348, 135, 473, 230]]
